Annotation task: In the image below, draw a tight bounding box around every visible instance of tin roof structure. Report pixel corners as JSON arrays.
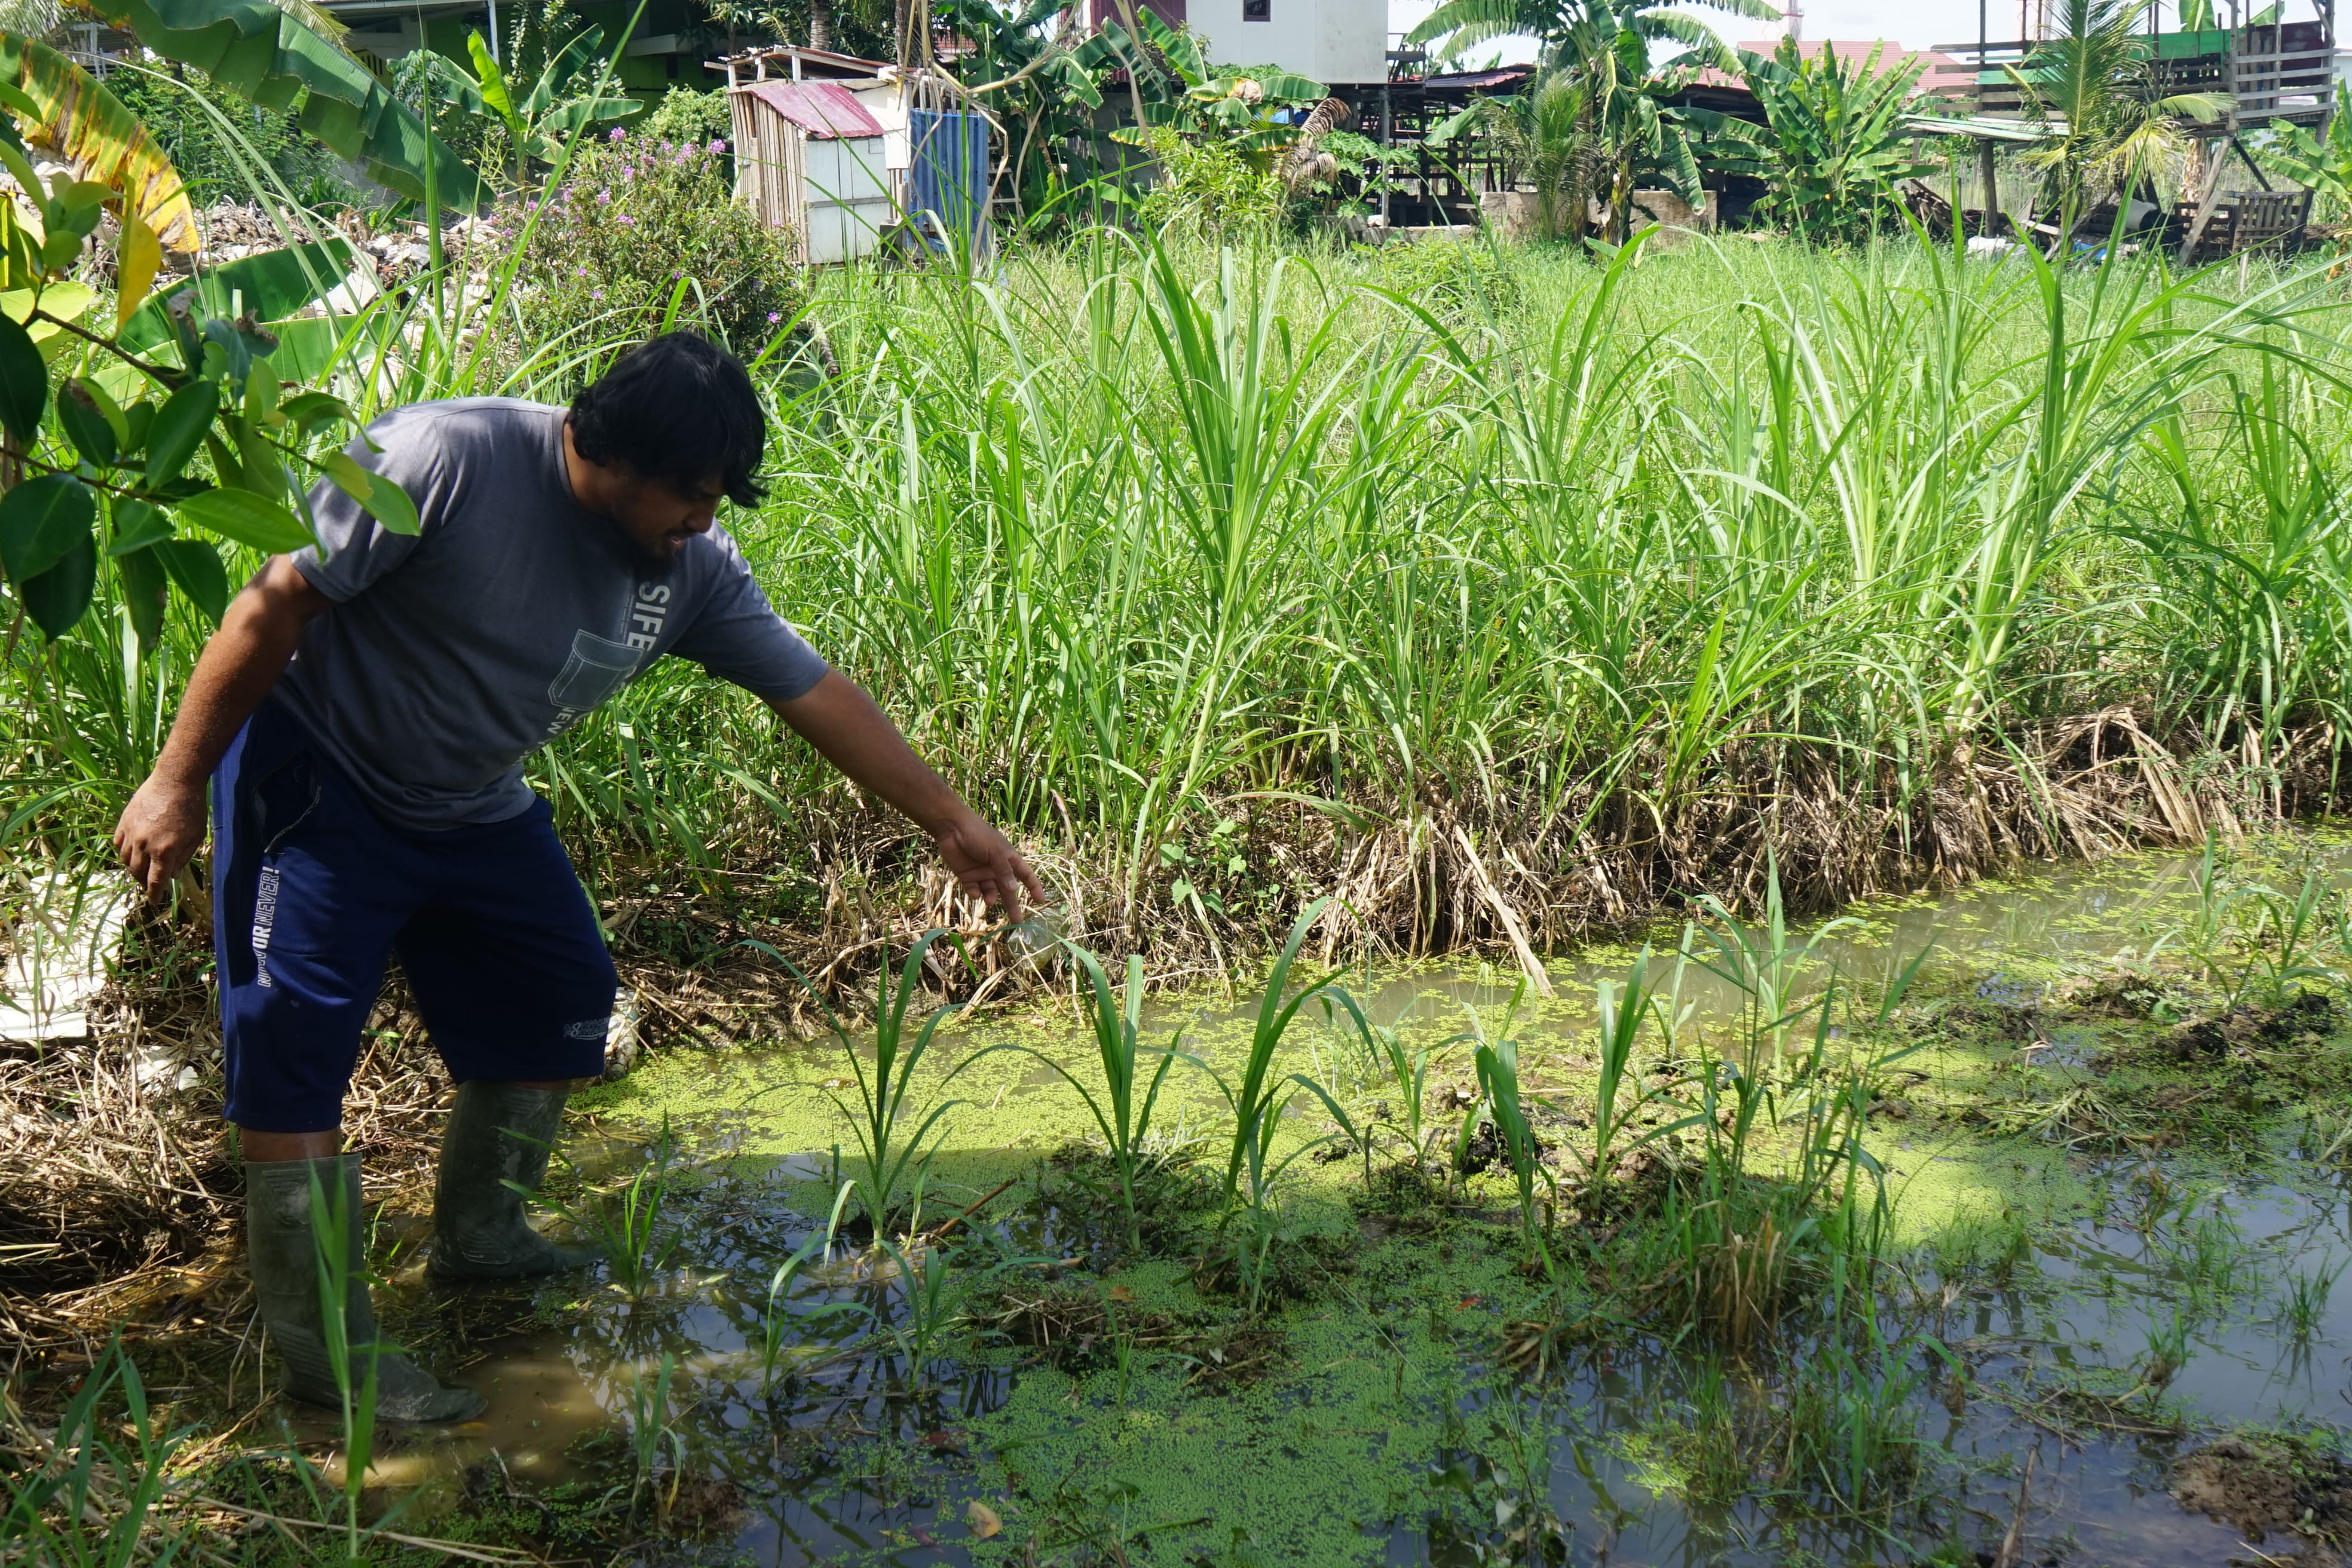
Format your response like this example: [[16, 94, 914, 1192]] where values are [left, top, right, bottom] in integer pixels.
[[740, 79, 885, 140]]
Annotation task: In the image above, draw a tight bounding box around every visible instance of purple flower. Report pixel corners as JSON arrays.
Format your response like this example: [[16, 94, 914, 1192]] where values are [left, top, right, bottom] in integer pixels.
[[766, 311, 781, 323], [525, 199, 540, 212], [596, 189, 611, 204], [617, 213, 635, 226], [608, 126, 626, 142], [708, 138, 727, 154], [593, 289, 605, 299]]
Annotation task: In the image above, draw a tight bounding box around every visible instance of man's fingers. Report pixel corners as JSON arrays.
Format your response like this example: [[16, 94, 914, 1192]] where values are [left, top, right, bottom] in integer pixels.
[[1010, 853, 1047, 908]]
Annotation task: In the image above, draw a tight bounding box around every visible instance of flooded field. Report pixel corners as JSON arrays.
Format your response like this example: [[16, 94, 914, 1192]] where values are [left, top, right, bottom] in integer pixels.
[[281, 841, 2352, 1564]]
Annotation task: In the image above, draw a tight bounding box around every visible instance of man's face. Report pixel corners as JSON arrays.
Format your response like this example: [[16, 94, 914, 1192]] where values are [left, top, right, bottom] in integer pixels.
[[606, 469, 728, 562]]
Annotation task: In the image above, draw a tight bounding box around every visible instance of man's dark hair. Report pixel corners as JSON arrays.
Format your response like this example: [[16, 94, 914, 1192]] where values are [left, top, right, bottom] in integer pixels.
[[569, 333, 767, 506]]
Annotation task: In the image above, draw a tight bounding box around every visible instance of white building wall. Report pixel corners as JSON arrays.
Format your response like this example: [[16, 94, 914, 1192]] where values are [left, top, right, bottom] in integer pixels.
[[1186, 0, 1386, 87]]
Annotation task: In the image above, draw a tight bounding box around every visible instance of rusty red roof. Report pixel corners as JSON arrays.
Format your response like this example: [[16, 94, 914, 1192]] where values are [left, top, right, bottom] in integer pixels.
[[741, 79, 885, 140]]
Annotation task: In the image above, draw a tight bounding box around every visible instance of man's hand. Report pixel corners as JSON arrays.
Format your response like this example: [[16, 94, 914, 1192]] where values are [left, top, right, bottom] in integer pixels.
[[110, 557, 332, 901], [936, 810, 1048, 925], [770, 672, 1049, 926], [114, 773, 209, 900]]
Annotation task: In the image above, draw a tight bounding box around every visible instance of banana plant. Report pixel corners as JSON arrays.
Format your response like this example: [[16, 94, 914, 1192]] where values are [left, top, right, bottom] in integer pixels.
[[0, 32, 196, 253], [1690, 38, 1934, 241], [107, 0, 486, 211], [421, 26, 641, 186], [1112, 7, 1325, 164], [0, 54, 413, 650]]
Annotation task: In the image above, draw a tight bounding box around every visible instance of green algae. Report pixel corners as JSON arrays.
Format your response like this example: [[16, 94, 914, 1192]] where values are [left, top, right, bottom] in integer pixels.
[[523, 834, 2352, 1565]]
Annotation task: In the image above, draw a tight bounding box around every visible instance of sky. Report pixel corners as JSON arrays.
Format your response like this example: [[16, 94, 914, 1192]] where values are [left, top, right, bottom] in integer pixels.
[[1386, 0, 2047, 60]]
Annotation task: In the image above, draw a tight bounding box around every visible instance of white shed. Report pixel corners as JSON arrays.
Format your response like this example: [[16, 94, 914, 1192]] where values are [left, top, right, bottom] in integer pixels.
[[728, 78, 896, 265]]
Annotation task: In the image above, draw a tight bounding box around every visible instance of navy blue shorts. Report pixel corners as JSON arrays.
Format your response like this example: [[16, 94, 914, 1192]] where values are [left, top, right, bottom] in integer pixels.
[[213, 700, 617, 1133]]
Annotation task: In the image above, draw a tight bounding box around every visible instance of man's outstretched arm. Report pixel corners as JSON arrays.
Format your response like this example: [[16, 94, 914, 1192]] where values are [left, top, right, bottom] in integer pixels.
[[113, 558, 333, 898], [768, 670, 1046, 923]]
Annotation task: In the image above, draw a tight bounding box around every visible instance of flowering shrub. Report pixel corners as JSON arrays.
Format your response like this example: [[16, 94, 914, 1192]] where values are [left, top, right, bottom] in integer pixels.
[[498, 128, 800, 360]]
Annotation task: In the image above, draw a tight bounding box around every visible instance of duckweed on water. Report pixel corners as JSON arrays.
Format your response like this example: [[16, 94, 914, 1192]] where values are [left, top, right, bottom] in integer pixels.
[[37, 840, 2352, 1566]]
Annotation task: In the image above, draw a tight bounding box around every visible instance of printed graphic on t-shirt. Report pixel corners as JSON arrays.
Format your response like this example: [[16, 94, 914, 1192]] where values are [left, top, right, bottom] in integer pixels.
[[543, 582, 672, 737]]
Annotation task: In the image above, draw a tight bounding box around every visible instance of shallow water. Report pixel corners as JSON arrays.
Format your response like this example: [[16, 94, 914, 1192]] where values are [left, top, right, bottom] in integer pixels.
[[369, 841, 2352, 1566]]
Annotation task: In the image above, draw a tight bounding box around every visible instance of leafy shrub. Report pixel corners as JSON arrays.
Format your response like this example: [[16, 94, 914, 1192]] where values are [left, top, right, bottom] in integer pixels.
[[1286, 127, 1385, 222], [638, 87, 737, 188], [1369, 235, 1521, 318], [1136, 126, 1284, 240], [494, 125, 801, 363], [639, 87, 733, 150]]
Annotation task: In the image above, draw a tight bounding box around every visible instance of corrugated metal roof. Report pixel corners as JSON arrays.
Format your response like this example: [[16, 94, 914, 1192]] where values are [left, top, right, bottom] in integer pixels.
[[742, 79, 885, 140], [1904, 112, 2052, 142], [1422, 65, 1535, 91]]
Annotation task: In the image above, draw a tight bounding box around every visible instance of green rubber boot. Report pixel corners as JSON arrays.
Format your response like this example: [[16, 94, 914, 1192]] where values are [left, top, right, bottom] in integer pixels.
[[428, 1082, 600, 1282], [245, 1155, 485, 1425]]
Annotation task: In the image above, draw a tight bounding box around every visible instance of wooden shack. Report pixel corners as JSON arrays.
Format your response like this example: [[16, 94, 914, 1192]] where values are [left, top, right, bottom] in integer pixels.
[[721, 45, 999, 264], [728, 75, 896, 266]]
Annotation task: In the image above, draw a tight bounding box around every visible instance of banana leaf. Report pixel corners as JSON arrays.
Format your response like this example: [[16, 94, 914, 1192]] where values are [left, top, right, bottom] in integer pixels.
[[111, 0, 486, 213], [0, 32, 198, 252], [118, 237, 356, 353]]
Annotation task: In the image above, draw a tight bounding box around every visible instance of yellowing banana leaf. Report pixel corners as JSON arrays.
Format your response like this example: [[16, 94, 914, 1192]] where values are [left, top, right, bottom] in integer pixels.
[[0, 32, 198, 253], [112, 0, 488, 213]]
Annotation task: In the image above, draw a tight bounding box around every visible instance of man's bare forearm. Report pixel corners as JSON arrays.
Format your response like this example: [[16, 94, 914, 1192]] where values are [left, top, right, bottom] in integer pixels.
[[115, 557, 332, 896], [769, 670, 966, 831], [152, 558, 330, 789], [769, 669, 1045, 919]]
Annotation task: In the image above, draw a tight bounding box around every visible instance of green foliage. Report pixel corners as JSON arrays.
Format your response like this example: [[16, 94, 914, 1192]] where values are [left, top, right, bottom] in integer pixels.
[[0, 82, 396, 648], [1438, 26, 1711, 245], [2252, 112, 2352, 223], [750, 930, 973, 1237], [1121, 8, 1326, 160], [494, 125, 801, 364], [1707, 38, 1934, 240], [109, 0, 487, 210], [106, 64, 356, 209], [639, 84, 731, 152], [0, 1340, 189, 1564], [978, 947, 1184, 1254], [418, 25, 640, 187], [1135, 125, 1284, 239], [1407, 0, 1772, 71], [2005, 0, 2228, 219]]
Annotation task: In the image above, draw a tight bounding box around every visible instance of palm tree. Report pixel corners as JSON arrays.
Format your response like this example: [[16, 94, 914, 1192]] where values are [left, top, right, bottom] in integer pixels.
[[1406, 0, 1777, 74], [1435, 2, 1714, 245], [1454, 69, 1595, 239], [2004, 0, 2226, 229]]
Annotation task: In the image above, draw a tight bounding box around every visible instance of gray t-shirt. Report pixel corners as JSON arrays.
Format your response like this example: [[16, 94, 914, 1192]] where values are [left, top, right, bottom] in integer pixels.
[[274, 397, 828, 831]]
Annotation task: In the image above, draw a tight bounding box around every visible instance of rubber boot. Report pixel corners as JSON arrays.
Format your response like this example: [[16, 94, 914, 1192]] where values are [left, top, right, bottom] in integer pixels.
[[245, 1155, 486, 1424], [428, 1082, 600, 1282]]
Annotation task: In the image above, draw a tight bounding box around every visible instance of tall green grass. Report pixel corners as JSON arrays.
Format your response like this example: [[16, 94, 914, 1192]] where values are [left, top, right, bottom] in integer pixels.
[[10, 221, 2352, 957]]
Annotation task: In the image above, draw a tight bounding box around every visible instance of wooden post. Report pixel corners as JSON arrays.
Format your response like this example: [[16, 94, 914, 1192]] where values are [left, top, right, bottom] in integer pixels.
[[1977, 136, 1998, 231], [1379, 82, 1392, 226], [2179, 136, 2231, 265]]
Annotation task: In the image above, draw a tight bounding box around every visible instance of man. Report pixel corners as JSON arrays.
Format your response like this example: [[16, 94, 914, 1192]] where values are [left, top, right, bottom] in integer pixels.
[[113, 333, 1042, 1423]]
